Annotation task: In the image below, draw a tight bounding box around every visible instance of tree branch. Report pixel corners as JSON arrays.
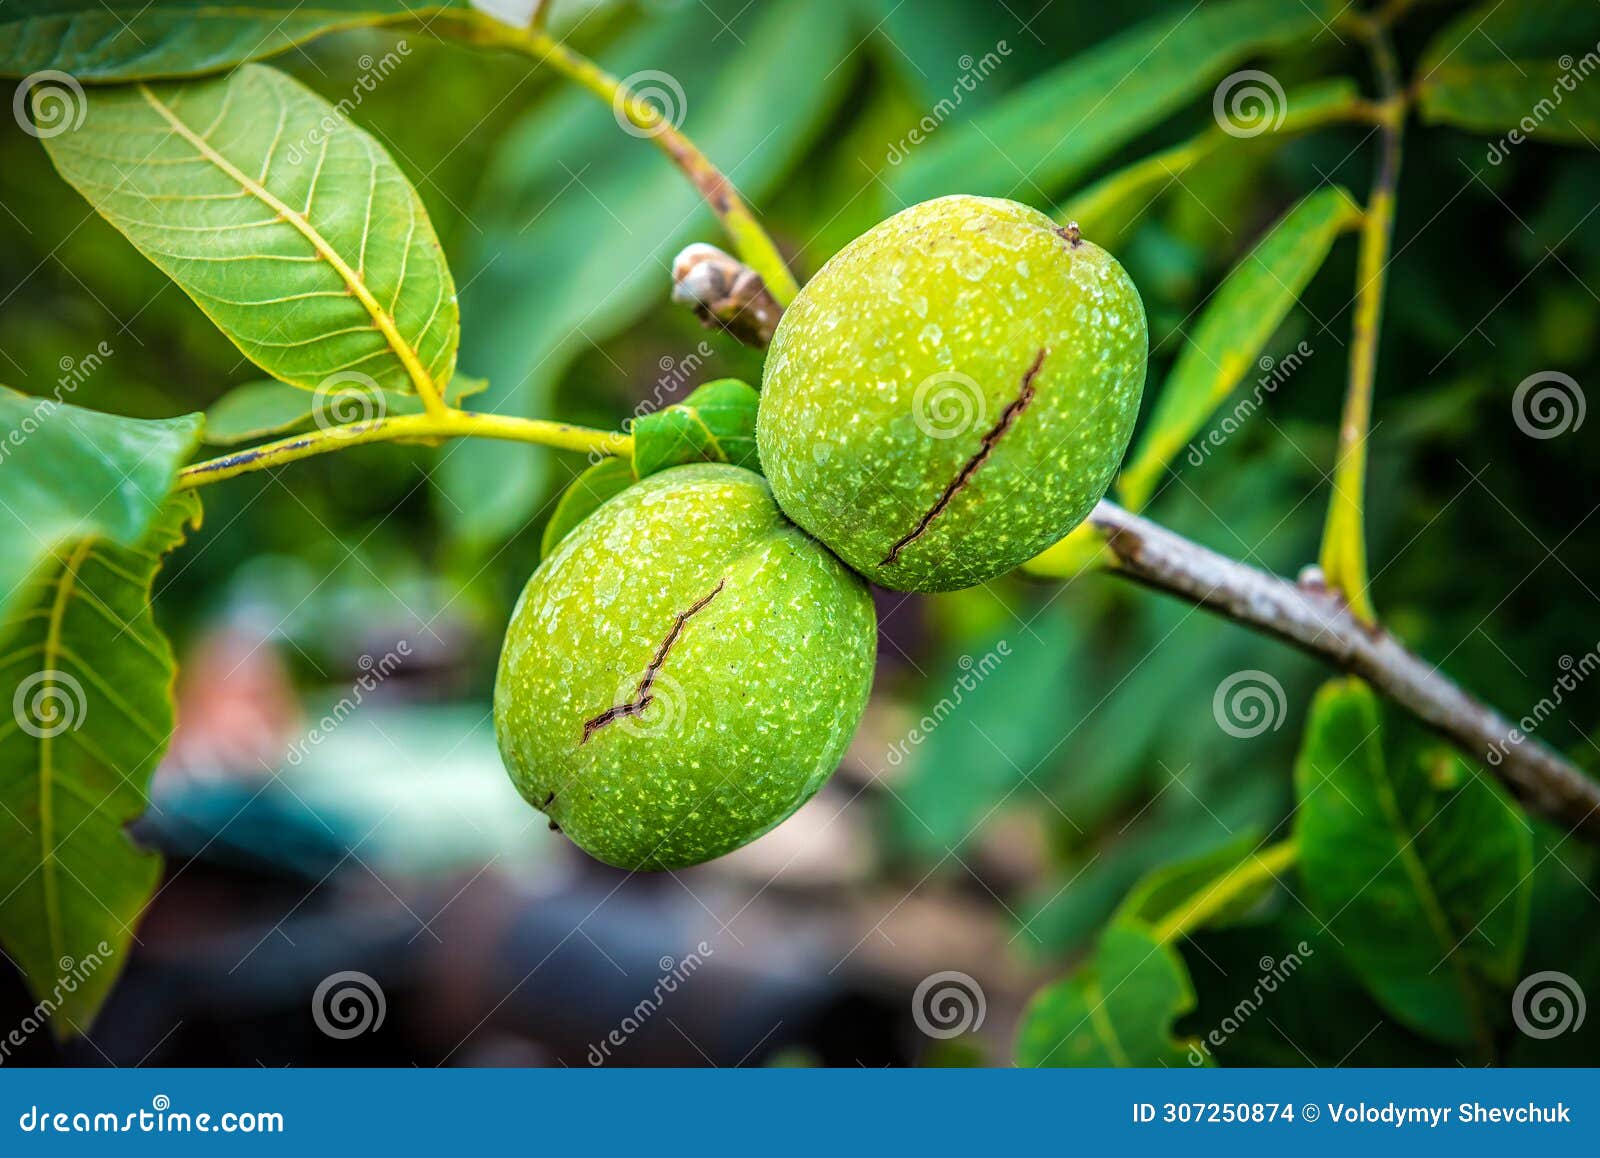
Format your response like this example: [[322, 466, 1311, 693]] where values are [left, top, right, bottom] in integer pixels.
[[671, 242, 784, 347], [449, 13, 799, 306], [1087, 501, 1600, 841]]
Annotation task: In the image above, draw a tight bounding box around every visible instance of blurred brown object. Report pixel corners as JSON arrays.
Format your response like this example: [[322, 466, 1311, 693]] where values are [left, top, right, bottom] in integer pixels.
[[161, 626, 301, 787], [671, 243, 783, 347]]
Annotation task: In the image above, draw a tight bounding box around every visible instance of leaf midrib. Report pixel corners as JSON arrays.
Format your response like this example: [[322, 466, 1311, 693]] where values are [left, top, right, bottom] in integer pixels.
[[1082, 974, 1132, 1066], [38, 539, 94, 973], [1367, 732, 1489, 1047], [135, 83, 441, 407]]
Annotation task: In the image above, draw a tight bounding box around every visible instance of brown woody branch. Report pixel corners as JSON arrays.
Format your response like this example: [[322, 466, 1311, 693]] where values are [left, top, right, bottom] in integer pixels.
[[1089, 502, 1600, 841], [671, 243, 784, 347]]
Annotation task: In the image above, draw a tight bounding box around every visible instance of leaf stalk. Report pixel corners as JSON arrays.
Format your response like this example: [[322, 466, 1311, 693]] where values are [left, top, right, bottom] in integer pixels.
[[176, 409, 632, 489], [1319, 22, 1407, 625]]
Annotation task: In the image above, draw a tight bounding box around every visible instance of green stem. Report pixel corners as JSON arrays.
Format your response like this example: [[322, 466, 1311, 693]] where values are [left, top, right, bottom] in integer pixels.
[[177, 410, 632, 490], [1319, 18, 1405, 626], [450, 14, 800, 305], [1152, 840, 1299, 945]]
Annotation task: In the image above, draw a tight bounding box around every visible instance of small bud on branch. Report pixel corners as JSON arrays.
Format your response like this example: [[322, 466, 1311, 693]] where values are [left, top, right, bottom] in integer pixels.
[[671, 243, 785, 348]]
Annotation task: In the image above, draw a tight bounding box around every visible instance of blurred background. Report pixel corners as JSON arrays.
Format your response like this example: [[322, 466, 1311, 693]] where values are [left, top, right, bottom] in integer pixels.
[[0, 0, 1596, 1066]]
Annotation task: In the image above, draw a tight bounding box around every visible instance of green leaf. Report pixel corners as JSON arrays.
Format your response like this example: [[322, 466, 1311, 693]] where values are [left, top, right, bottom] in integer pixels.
[[40, 63, 458, 400], [1061, 79, 1364, 243], [1185, 908, 1454, 1067], [202, 376, 487, 446], [1018, 832, 1294, 1069], [891, 0, 1339, 204], [0, 0, 470, 81], [539, 457, 637, 560], [0, 497, 197, 1035], [1293, 679, 1534, 1050], [1117, 187, 1360, 510], [1016, 922, 1204, 1067], [1418, 0, 1600, 147], [1114, 831, 1285, 939], [630, 379, 760, 480], [443, 0, 855, 543], [0, 389, 201, 607], [0, 391, 203, 1033]]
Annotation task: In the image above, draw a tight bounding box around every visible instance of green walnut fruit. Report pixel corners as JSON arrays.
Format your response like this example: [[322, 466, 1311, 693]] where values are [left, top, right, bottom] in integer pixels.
[[494, 463, 876, 870], [758, 194, 1148, 592]]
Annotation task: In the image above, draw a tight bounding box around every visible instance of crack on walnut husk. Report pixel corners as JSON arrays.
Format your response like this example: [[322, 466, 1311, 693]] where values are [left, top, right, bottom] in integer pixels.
[[581, 579, 726, 743], [881, 349, 1048, 568]]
